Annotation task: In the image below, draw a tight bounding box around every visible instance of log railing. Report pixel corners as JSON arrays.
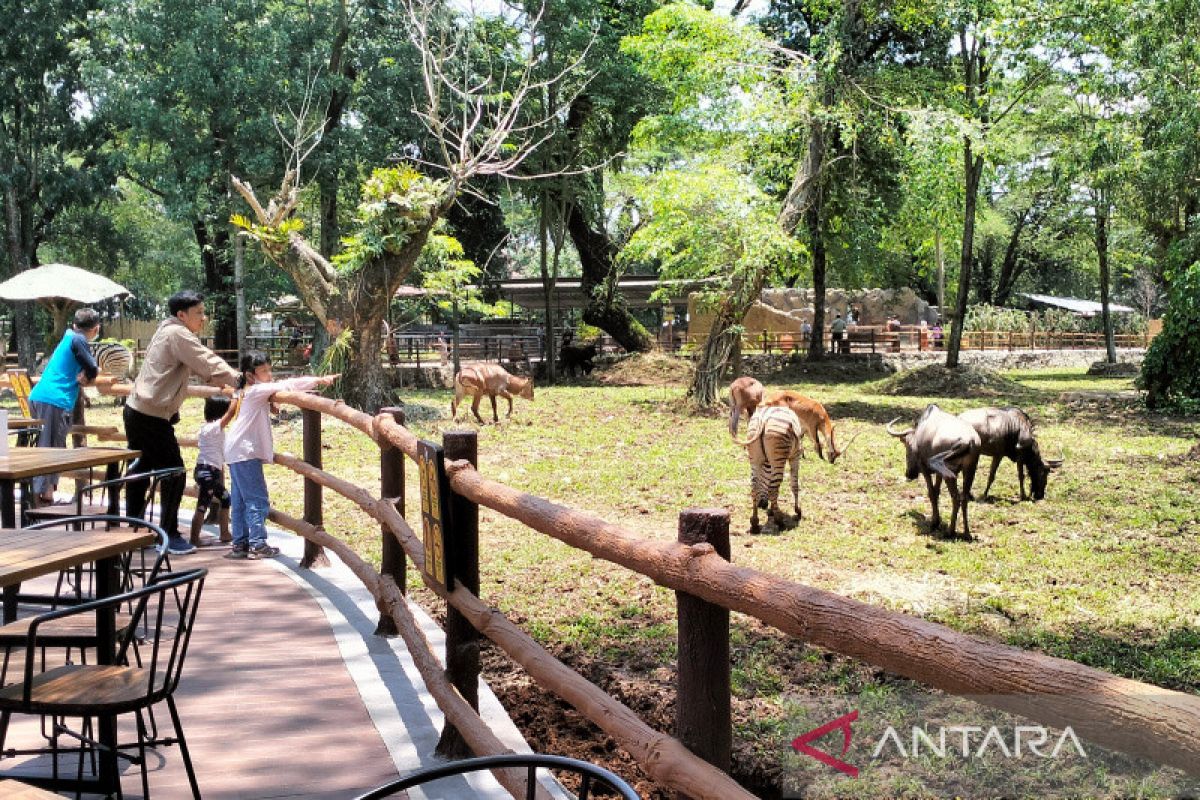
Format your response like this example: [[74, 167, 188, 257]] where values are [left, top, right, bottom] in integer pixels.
[[88, 381, 1200, 796]]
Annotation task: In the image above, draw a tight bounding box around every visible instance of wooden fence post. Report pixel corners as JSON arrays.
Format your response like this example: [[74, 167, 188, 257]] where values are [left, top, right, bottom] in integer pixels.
[[436, 428, 480, 758], [375, 406, 406, 636], [676, 508, 732, 776], [301, 408, 329, 568]]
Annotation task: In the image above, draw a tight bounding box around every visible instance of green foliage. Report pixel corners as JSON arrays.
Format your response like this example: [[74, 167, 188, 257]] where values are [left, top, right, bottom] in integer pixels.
[[965, 304, 1147, 335], [330, 167, 448, 275], [1138, 260, 1200, 409], [617, 160, 804, 306]]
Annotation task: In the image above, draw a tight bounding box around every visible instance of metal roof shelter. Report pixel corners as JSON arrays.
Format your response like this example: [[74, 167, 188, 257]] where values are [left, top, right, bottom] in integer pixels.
[[484, 276, 719, 310], [1018, 293, 1135, 317]]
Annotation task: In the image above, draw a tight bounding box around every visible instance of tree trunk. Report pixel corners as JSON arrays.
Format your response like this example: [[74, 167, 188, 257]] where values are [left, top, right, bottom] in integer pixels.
[[4, 186, 40, 369], [539, 191, 557, 383], [565, 200, 654, 352], [806, 202, 827, 361], [194, 220, 237, 352], [689, 308, 740, 407], [1096, 202, 1117, 363], [946, 146, 984, 369], [330, 303, 390, 412]]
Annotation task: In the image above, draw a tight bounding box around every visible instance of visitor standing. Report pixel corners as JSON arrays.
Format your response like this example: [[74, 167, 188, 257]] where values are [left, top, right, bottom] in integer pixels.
[[28, 307, 102, 505], [831, 313, 847, 353], [224, 351, 338, 560], [125, 291, 239, 555]]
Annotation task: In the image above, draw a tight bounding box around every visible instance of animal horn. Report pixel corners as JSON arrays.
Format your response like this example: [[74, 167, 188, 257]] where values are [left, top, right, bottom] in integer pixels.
[[1046, 446, 1065, 469], [886, 418, 913, 438], [829, 425, 864, 463]]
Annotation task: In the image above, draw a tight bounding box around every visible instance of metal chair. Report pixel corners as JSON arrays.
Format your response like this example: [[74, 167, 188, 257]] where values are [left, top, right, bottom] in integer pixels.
[[24, 467, 184, 529], [353, 753, 641, 800], [0, 568, 207, 799]]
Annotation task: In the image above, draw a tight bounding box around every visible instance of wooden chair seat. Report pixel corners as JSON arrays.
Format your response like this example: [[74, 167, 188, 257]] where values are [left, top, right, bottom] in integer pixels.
[[0, 611, 136, 647], [0, 664, 163, 714], [0, 778, 66, 799], [24, 503, 111, 521]]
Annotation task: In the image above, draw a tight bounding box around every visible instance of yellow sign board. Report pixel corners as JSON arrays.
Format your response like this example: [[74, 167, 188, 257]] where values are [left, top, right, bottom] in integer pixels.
[[417, 440, 453, 590]]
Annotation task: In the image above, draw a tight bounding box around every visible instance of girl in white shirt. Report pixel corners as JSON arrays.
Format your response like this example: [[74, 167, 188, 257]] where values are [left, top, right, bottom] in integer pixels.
[[224, 352, 338, 560]]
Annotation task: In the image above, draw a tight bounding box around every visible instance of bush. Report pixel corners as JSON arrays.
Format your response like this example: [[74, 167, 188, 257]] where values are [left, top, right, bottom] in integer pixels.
[[1138, 261, 1200, 409], [964, 304, 1147, 335]]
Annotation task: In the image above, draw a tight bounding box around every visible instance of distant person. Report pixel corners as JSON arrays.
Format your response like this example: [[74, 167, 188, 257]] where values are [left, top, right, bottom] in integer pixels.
[[125, 291, 240, 556], [831, 313, 847, 354], [919, 319, 930, 351], [28, 307, 102, 505], [887, 315, 902, 332], [224, 351, 338, 560], [801, 319, 813, 340], [931, 322, 944, 348], [189, 395, 233, 548]]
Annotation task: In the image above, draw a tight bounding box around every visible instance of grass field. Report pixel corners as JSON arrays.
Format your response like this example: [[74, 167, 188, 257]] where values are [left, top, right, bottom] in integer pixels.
[[78, 361, 1200, 797]]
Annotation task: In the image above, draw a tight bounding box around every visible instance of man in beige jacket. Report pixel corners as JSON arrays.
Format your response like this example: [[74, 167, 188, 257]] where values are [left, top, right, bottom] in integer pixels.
[[124, 291, 239, 554]]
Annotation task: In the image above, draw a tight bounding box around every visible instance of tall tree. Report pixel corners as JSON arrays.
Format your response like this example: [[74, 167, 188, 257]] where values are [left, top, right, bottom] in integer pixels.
[[1, 0, 117, 366], [88, 0, 326, 350], [233, 0, 582, 410]]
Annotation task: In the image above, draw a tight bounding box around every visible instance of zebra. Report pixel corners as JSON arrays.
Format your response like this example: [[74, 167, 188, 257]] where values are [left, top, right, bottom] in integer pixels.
[[734, 405, 806, 535], [86, 340, 136, 406], [89, 340, 136, 380]]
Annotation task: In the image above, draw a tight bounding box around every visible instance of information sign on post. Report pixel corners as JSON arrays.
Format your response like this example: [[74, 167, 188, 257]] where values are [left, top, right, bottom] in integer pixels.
[[417, 439, 454, 590]]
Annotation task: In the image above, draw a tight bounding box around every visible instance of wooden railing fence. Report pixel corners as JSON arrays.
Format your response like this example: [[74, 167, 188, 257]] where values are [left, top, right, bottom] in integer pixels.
[[83, 381, 1200, 798]]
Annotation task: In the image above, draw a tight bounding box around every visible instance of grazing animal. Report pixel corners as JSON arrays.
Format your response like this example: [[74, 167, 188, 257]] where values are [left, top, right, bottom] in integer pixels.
[[734, 405, 806, 535], [762, 389, 861, 464], [887, 404, 981, 540], [451, 363, 534, 423], [958, 407, 1063, 501], [89, 340, 135, 380], [728, 376, 764, 440], [559, 341, 598, 377], [85, 340, 136, 407]]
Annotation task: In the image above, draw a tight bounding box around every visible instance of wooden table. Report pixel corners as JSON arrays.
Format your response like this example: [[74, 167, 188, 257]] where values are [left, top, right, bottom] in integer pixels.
[[0, 525, 157, 796], [0, 447, 140, 529], [5, 417, 42, 431]]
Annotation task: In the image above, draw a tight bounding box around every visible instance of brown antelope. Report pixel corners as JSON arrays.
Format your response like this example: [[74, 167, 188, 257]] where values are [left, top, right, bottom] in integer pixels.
[[728, 376, 764, 440], [451, 363, 534, 423], [762, 390, 860, 464]]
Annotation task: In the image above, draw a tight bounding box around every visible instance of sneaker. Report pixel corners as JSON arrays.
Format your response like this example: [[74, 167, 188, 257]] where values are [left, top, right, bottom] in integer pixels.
[[166, 536, 197, 556], [224, 546, 249, 560], [246, 543, 280, 560]]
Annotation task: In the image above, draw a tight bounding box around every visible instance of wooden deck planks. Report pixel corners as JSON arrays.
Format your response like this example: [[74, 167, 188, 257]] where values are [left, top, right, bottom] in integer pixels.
[[0, 546, 402, 799]]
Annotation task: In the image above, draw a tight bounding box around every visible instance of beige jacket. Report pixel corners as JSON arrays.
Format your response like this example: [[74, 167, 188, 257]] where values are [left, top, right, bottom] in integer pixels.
[[127, 318, 238, 420]]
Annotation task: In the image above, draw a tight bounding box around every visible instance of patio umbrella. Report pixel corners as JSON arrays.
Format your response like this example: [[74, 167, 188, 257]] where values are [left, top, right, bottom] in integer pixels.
[[0, 263, 132, 342]]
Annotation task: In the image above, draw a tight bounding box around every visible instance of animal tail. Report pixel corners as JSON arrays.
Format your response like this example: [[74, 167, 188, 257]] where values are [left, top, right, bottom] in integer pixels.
[[729, 399, 742, 440], [927, 441, 972, 480]]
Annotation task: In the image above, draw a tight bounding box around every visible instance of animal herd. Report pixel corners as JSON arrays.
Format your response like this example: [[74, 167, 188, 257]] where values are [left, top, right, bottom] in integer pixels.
[[730, 377, 1063, 539], [443, 361, 1064, 542]]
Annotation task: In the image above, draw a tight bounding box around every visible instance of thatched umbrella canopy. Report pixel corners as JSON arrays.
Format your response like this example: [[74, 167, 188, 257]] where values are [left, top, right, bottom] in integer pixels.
[[0, 264, 131, 344]]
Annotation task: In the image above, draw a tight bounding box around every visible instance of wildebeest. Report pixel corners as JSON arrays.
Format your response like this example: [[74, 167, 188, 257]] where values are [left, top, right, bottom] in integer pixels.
[[559, 341, 598, 377], [728, 376, 764, 440], [958, 407, 1064, 501], [887, 404, 981, 540]]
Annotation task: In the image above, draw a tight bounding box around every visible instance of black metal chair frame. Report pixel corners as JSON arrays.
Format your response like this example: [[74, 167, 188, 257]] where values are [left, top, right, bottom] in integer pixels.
[[353, 753, 641, 800], [0, 568, 207, 799]]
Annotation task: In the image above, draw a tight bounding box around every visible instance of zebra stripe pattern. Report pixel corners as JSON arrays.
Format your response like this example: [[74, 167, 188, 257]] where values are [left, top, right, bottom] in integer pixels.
[[740, 405, 805, 534], [89, 341, 135, 379]]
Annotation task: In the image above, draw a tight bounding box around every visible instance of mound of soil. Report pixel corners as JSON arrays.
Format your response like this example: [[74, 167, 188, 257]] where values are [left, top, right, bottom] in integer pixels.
[[596, 352, 693, 387], [1086, 360, 1140, 377], [876, 364, 1027, 398]]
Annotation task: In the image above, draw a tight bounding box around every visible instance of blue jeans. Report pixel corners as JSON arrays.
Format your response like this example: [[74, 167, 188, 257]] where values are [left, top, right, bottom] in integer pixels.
[[229, 460, 270, 549]]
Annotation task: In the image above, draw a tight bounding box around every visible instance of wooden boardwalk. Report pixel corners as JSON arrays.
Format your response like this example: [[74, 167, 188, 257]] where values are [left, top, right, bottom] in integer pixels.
[[1, 542, 401, 798]]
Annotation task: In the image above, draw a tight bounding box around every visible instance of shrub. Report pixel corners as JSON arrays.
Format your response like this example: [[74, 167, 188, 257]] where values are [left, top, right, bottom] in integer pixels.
[[1138, 261, 1200, 409]]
